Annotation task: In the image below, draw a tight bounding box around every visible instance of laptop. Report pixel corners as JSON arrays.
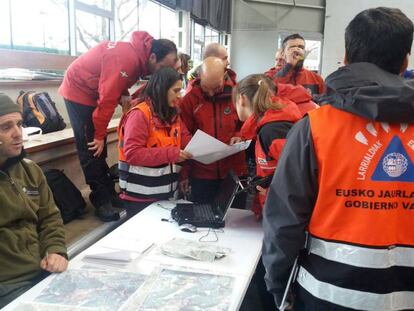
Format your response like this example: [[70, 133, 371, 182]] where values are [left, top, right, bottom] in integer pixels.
[[171, 171, 240, 228]]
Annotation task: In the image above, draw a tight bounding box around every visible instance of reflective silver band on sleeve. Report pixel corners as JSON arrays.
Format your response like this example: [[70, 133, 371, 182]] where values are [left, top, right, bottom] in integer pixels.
[[297, 266, 414, 311]]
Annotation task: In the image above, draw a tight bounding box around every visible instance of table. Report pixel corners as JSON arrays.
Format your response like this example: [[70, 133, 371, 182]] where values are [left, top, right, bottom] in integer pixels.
[[4, 204, 263, 311]]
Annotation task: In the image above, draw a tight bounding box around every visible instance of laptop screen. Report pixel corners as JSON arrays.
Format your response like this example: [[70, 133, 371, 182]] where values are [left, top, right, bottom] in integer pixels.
[[214, 171, 240, 216]]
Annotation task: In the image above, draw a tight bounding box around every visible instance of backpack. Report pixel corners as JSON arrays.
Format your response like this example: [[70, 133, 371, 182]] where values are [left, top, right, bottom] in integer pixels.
[[43, 169, 86, 224], [17, 91, 66, 134]]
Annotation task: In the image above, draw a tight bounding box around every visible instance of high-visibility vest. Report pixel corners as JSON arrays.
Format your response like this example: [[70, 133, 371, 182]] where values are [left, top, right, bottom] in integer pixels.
[[297, 105, 414, 310], [118, 101, 181, 200]]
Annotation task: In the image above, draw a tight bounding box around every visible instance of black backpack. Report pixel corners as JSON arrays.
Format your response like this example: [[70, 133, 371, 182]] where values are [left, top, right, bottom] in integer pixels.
[[17, 91, 66, 134], [43, 169, 86, 224]]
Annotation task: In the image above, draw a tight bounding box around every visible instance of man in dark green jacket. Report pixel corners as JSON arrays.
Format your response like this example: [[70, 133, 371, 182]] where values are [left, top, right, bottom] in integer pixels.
[[0, 94, 68, 308]]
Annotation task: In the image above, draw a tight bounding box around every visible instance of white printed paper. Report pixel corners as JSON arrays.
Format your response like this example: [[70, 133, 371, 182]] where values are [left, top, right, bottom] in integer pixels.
[[185, 130, 251, 164]]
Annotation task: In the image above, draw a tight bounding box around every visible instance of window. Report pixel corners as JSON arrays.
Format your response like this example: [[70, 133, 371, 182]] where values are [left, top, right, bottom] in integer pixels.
[[192, 22, 205, 63], [303, 40, 322, 72], [0, 0, 207, 62], [9, 0, 69, 54], [160, 5, 177, 43], [0, 1, 11, 48], [138, 0, 177, 44], [76, 10, 110, 54], [205, 27, 219, 45], [115, 0, 139, 41], [77, 0, 112, 11], [138, 0, 161, 38]]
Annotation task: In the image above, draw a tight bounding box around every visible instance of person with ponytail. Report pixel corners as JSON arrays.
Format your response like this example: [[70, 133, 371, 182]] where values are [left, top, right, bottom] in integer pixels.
[[235, 74, 303, 216], [117, 67, 192, 217], [235, 75, 304, 310]]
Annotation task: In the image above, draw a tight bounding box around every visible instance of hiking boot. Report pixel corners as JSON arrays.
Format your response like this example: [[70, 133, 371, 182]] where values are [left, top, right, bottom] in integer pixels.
[[111, 195, 124, 209], [96, 202, 125, 222]]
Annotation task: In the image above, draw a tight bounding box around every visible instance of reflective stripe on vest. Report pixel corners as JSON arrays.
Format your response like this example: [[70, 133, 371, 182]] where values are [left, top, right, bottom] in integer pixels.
[[309, 236, 414, 269], [119, 161, 182, 177], [297, 266, 414, 311], [117, 101, 181, 200], [119, 179, 178, 196]]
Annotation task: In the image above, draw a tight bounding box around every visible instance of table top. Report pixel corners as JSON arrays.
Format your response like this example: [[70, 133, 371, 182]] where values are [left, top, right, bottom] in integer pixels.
[[4, 204, 263, 311]]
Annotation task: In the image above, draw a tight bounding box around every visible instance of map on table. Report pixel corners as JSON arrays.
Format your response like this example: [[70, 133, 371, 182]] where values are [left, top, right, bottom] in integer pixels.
[[137, 269, 235, 311], [15, 268, 146, 311]]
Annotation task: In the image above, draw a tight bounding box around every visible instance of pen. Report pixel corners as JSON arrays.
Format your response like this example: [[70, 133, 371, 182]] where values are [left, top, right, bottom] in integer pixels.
[[44, 251, 49, 267]]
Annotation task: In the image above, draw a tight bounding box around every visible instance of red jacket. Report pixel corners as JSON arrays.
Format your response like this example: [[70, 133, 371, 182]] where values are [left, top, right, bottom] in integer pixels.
[[180, 70, 247, 180], [265, 67, 279, 79], [59, 31, 153, 140], [241, 98, 302, 214], [277, 83, 319, 115], [274, 67, 326, 96]]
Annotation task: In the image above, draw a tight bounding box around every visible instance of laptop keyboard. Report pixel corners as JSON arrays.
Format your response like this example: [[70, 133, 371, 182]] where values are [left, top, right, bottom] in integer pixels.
[[194, 204, 217, 221]]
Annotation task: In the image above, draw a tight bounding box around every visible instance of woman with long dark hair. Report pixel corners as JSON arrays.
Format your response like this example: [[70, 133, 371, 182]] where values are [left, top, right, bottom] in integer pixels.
[[117, 67, 192, 216]]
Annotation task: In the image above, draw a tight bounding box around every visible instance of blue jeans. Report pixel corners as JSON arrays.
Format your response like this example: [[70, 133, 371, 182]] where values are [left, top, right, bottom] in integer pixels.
[[64, 99, 115, 208]]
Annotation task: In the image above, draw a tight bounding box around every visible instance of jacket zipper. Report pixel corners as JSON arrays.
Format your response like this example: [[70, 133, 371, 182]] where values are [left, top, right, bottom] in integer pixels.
[[219, 102, 223, 129], [212, 98, 220, 179], [0, 170, 26, 207], [170, 163, 174, 195]]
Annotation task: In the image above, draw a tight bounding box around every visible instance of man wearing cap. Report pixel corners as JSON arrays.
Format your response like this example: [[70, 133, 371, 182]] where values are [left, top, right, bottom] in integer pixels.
[[0, 94, 68, 308]]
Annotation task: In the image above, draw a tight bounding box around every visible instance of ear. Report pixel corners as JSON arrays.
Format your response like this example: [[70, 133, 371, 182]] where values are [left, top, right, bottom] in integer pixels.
[[343, 52, 348, 65], [399, 53, 409, 75], [240, 94, 249, 107], [148, 53, 157, 64]]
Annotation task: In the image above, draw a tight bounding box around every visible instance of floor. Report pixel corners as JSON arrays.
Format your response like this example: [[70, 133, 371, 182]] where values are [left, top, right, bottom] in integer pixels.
[[64, 202, 103, 246]]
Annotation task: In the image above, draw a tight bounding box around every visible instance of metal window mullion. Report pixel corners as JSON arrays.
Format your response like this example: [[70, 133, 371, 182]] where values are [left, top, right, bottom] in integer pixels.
[[109, 0, 115, 40], [68, 0, 77, 55], [75, 1, 114, 19], [8, 0, 13, 48]]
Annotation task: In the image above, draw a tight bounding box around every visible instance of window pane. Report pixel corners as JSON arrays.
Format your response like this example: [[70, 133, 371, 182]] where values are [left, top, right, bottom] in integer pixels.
[[77, 0, 112, 11], [139, 0, 160, 39], [76, 10, 110, 54], [193, 43, 203, 63], [194, 23, 204, 42], [304, 40, 322, 72], [10, 0, 69, 54], [160, 6, 176, 43], [0, 0, 11, 48], [115, 0, 138, 41], [205, 28, 219, 45]]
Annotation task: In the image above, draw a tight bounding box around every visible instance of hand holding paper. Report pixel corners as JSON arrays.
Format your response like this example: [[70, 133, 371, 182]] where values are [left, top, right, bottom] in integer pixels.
[[184, 130, 251, 165]]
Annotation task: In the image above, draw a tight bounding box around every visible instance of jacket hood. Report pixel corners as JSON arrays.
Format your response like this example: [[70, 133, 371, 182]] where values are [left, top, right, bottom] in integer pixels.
[[240, 97, 301, 140], [130, 31, 154, 77], [320, 62, 414, 122], [277, 83, 317, 116]]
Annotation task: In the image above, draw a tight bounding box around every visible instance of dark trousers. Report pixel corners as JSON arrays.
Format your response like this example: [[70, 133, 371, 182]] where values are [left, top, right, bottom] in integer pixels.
[[121, 200, 151, 219], [190, 177, 247, 209], [0, 271, 49, 308], [64, 99, 115, 208]]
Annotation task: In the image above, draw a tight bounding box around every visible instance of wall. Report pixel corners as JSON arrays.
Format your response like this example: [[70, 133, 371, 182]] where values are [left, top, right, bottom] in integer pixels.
[[231, 0, 325, 79], [322, 0, 414, 77]]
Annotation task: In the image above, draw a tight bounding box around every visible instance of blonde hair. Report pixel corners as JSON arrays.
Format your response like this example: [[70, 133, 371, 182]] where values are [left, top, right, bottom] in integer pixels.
[[234, 74, 284, 117]]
